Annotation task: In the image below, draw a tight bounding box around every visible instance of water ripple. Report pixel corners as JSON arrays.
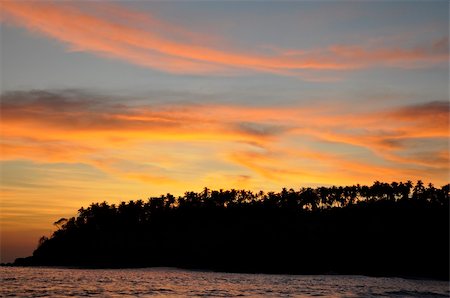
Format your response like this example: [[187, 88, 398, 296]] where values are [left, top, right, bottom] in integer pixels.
[[0, 267, 448, 297]]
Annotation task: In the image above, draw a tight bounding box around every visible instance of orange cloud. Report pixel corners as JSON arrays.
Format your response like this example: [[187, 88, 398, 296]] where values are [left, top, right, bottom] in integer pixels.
[[1, 2, 447, 77], [1, 90, 448, 186], [228, 148, 412, 186]]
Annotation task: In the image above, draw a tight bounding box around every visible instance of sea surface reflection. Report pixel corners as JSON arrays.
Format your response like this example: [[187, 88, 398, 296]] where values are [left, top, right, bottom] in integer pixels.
[[1, 267, 448, 297]]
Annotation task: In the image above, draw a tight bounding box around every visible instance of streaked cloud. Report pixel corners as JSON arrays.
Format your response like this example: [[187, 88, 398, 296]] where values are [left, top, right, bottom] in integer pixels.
[[1, 89, 448, 187], [1, 1, 447, 78]]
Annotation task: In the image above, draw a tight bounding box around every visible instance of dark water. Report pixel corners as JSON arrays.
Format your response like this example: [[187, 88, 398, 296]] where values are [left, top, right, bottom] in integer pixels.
[[0, 267, 448, 297]]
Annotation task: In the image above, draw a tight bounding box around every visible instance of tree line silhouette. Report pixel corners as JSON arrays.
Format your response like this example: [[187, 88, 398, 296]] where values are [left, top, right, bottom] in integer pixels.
[[12, 180, 449, 280]]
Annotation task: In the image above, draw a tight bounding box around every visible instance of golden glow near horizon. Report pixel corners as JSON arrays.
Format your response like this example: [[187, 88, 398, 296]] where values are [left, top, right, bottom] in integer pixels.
[[0, 1, 449, 262]]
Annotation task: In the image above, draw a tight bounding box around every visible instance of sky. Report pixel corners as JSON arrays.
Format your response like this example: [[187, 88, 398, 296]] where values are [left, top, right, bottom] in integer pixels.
[[0, 1, 449, 263]]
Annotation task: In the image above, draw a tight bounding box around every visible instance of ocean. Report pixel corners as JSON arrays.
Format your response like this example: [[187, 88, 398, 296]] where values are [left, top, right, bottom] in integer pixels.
[[1, 267, 448, 297]]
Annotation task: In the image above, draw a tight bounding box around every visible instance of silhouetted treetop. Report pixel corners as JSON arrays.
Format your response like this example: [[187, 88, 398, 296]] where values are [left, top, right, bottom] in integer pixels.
[[13, 180, 449, 280]]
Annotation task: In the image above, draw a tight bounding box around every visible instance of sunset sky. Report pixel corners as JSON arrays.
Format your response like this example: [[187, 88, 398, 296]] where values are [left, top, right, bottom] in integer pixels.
[[0, 1, 449, 262]]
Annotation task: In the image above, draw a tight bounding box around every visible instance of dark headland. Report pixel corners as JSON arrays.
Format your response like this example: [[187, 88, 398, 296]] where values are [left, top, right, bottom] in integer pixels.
[[6, 181, 449, 280]]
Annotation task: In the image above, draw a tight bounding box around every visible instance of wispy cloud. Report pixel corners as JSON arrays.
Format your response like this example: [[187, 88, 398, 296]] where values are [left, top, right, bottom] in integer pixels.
[[1, 90, 448, 186], [1, 1, 447, 78]]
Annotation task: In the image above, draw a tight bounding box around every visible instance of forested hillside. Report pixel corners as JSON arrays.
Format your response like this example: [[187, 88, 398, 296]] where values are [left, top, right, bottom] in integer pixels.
[[13, 181, 449, 280]]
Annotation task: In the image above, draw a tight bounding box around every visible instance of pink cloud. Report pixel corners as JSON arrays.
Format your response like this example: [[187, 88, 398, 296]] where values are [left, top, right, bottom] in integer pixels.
[[1, 1, 447, 77]]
